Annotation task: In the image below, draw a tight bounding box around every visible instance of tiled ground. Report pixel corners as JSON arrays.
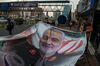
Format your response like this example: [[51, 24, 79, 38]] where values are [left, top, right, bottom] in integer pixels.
[[95, 53, 100, 64], [76, 51, 100, 66]]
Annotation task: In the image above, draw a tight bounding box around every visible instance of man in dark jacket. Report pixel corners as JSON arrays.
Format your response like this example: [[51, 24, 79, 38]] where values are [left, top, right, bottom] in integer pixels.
[[6, 17, 14, 35]]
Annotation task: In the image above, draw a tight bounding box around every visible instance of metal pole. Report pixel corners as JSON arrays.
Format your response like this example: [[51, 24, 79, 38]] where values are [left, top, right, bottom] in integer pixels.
[[70, 0, 75, 20], [70, 1, 75, 12], [22, 0, 24, 19]]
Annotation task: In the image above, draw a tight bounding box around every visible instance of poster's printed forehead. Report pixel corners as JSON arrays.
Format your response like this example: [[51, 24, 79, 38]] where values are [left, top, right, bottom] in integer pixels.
[[45, 29, 62, 37]]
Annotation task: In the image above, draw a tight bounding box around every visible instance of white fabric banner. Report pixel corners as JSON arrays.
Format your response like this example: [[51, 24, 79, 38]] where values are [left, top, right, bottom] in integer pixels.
[[0, 22, 87, 66]]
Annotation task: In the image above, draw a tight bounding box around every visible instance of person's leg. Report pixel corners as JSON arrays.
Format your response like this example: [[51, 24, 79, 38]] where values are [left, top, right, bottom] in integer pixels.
[[85, 37, 89, 54], [96, 38, 100, 51], [9, 30, 12, 35]]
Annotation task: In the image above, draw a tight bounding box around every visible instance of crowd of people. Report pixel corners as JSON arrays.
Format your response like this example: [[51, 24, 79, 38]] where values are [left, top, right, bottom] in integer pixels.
[[1, 15, 99, 66], [2, 12, 100, 66], [43, 15, 95, 54], [42, 15, 96, 56]]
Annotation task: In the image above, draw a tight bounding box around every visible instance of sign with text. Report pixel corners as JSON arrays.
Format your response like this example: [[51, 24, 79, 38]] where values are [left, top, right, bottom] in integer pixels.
[[0, 3, 10, 11], [10, 2, 38, 7]]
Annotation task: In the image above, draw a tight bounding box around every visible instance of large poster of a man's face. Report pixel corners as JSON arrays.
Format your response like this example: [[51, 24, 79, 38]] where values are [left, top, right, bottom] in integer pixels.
[[39, 28, 65, 57], [0, 22, 86, 66]]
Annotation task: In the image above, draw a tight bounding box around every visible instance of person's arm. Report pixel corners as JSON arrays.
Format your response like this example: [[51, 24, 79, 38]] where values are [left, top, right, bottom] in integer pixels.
[[86, 25, 93, 32], [3, 52, 24, 66], [79, 24, 84, 32]]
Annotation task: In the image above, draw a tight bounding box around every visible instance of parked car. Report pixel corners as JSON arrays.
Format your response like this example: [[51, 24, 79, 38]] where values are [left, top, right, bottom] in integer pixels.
[[14, 18, 25, 25], [0, 16, 8, 28], [0, 16, 8, 23]]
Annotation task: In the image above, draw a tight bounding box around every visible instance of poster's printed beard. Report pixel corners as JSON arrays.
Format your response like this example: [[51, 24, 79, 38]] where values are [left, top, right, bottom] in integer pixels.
[[40, 42, 60, 54]]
